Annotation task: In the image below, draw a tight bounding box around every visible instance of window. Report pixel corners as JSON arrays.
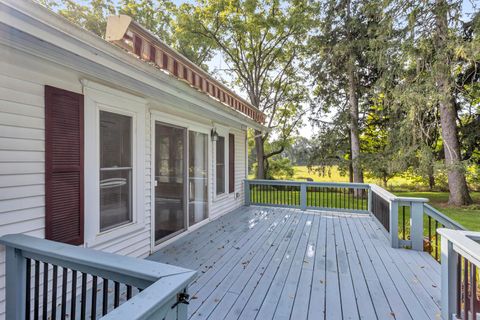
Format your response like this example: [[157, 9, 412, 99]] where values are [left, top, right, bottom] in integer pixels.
[[216, 136, 225, 195], [229, 133, 235, 193], [99, 111, 133, 231], [189, 131, 208, 225]]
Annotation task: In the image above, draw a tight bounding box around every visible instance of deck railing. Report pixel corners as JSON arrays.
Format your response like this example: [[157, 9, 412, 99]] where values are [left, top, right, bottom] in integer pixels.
[[245, 180, 369, 213], [244, 180, 466, 260], [0, 234, 196, 320], [438, 229, 479, 320]]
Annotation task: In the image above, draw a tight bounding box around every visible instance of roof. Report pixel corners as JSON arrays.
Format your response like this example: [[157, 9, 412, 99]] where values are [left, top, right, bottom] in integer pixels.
[[0, 0, 267, 130], [105, 15, 266, 125]]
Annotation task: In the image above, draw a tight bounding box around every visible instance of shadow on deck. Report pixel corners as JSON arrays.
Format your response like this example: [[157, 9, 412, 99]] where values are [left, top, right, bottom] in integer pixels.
[[148, 206, 441, 320]]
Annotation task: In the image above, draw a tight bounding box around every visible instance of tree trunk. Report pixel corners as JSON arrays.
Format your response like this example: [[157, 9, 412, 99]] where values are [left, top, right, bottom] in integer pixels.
[[254, 130, 266, 179], [434, 0, 472, 205], [347, 60, 363, 184], [428, 173, 435, 191]]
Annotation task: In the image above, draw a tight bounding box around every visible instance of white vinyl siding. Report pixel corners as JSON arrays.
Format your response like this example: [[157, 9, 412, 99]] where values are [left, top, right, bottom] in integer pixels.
[[0, 46, 153, 318]]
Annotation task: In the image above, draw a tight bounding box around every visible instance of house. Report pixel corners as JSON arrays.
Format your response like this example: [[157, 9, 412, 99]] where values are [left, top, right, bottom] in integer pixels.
[[0, 0, 266, 317], [1, 1, 478, 319]]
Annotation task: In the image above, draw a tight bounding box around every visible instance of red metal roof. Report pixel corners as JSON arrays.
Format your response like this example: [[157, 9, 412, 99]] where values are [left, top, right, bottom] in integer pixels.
[[106, 15, 266, 124]]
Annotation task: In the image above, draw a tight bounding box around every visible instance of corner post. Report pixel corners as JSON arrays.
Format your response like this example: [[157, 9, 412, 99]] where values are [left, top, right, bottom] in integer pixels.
[[389, 200, 399, 248], [410, 202, 424, 251], [300, 183, 307, 211], [5, 246, 26, 320], [244, 180, 251, 206], [367, 187, 372, 213], [440, 236, 458, 320]]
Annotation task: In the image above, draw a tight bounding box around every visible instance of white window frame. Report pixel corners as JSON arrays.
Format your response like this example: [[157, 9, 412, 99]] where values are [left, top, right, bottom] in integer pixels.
[[213, 125, 229, 201], [84, 83, 146, 247]]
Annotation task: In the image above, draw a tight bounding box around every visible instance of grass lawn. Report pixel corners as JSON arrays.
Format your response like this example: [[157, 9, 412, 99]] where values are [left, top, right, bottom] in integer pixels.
[[257, 165, 480, 231]]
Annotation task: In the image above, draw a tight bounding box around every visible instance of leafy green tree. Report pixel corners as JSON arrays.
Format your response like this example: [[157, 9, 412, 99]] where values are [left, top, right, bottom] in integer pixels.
[[38, 0, 214, 67], [396, 0, 478, 205], [38, 0, 116, 37], [308, 0, 395, 184], [175, 0, 311, 179]]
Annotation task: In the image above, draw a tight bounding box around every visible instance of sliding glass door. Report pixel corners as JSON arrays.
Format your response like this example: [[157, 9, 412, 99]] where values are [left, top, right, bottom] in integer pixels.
[[154, 122, 187, 242], [189, 131, 208, 226], [154, 121, 209, 244]]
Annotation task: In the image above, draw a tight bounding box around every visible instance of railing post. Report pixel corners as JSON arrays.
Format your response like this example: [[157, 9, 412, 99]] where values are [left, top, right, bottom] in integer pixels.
[[389, 200, 399, 248], [367, 187, 372, 213], [410, 202, 424, 251], [5, 246, 26, 320], [244, 180, 251, 206], [440, 237, 458, 320], [300, 183, 307, 211]]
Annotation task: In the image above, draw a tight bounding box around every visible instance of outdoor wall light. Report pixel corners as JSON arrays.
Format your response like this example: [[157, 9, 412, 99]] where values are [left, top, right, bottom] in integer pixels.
[[211, 128, 219, 142]]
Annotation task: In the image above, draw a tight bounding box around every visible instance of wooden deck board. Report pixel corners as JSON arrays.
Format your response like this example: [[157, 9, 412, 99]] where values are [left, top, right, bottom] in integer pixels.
[[149, 206, 442, 320]]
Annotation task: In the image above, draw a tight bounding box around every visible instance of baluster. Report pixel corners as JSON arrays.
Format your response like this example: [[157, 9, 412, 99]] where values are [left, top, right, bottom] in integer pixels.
[[51, 265, 58, 320], [126, 285, 133, 300], [457, 255, 462, 319], [34, 261, 40, 320], [464, 258, 469, 320], [471, 264, 477, 318], [335, 188, 338, 208], [81, 273, 87, 320], [102, 278, 109, 315], [428, 216, 432, 252], [114, 281, 120, 308], [25, 258, 31, 320], [91, 275, 98, 320], [42, 263, 48, 320], [71, 270, 77, 320], [61, 268, 67, 320]]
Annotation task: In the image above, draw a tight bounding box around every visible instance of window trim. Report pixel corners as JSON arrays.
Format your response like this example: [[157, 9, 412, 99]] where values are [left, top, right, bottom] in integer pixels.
[[83, 84, 146, 247]]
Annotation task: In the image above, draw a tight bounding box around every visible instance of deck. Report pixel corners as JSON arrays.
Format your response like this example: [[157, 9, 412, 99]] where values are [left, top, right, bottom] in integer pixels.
[[148, 206, 442, 320]]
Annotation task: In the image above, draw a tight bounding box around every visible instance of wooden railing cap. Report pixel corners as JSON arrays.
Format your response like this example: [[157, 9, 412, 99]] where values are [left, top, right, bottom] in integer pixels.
[[0, 234, 195, 282]]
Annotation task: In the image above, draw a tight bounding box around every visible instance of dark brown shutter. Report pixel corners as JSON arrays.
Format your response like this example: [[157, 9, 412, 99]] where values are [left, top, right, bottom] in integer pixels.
[[45, 86, 84, 245], [229, 133, 235, 193]]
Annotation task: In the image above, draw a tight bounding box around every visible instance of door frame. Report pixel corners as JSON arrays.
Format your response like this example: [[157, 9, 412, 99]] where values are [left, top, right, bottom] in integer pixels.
[[150, 110, 212, 252]]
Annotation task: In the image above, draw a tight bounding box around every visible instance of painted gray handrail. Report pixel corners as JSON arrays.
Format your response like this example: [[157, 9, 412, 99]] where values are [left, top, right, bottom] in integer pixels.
[[0, 234, 197, 320], [246, 179, 370, 189], [437, 229, 480, 320], [424, 204, 466, 231]]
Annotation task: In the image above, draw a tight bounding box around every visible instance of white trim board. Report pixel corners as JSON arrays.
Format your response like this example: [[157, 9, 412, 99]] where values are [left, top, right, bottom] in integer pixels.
[[83, 83, 147, 247]]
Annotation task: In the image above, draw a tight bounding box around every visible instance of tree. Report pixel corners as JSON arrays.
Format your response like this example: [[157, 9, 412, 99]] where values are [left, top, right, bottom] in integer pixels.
[[39, 0, 116, 37], [397, 0, 477, 205], [175, 0, 311, 179], [308, 0, 394, 184], [39, 0, 214, 68]]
